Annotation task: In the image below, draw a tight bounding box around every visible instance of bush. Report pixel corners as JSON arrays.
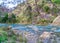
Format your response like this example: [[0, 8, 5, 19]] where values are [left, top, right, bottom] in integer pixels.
[[1, 13, 17, 23], [0, 16, 2, 22], [51, 0, 60, 4], [19, 35, 27, 43], [2, 14, 8, 23], [52, 8, 59, 13], [0, 32, 8, 42], [43, 6, 50, 13], [11, 13, 17, 23]]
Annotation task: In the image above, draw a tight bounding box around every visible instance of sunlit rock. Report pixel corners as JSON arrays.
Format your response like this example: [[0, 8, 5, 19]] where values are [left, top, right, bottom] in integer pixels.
[[39, 31, 51, 43], [52, 16, 60, 26], [7, 26, 12, 30], [40, 32, 51, 39]]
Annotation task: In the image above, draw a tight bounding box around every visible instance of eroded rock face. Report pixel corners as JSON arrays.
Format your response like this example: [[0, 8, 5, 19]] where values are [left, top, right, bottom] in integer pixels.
[[52, 16, 60, 26]]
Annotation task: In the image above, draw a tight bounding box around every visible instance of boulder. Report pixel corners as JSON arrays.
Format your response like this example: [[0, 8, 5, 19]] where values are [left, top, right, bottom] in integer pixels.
[[40, 32, 51, 39], [39, 31, 51, 43], [52, 16, 60, 26]]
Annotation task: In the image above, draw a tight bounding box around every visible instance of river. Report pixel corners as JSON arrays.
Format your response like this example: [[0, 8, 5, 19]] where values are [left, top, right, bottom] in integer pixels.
[[0, 23, 60, 33]]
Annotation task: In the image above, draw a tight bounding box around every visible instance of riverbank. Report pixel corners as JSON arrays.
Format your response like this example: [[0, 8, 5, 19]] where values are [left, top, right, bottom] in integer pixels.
[[1, 26, 60, 43]]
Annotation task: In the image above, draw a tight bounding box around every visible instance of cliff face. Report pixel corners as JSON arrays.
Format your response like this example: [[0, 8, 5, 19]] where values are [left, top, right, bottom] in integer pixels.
[[11, 0, 56, 16], [7, 0, 60, 25], [12, 0, 48, 15], [12, 0, 35, 15]]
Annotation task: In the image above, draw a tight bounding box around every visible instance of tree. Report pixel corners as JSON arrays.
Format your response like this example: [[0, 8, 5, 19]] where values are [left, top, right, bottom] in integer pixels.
[[2, 13, 8, 23], [50, 0, 60, 14], [8, 13, 17, 23], [0, 16, 2, 22], [35, 0, 40, 15], [10, 13, 17, 23]]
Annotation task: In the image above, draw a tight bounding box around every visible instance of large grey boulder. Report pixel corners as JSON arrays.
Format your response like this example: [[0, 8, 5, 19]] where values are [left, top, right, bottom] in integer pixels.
[[52, 16, 60, 26]]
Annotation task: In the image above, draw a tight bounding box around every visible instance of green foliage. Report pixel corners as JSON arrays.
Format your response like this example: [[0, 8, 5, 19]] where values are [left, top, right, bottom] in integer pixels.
[[10, 13, 17, 23], [52, 8, 59, 13], [0, 32, 8, 43], [0, 27, 27, 43], [41, 0, 45, 7], [0, 16, 2, 22], [0, 13, 17, 23], [19, 35, 27, 43], [26, 6, 32, 11], [2, 13, 8, 23], [51, 0, 60, 4], [40, 19, 49, 23], [43, 6, 50, 12]]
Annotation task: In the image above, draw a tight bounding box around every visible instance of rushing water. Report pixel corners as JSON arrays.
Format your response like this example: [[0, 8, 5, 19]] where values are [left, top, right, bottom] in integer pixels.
[[0, 23, 60, 33]]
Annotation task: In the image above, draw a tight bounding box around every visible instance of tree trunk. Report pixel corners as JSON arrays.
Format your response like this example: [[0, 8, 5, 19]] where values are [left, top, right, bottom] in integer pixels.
[[35, 0, 40, 15]]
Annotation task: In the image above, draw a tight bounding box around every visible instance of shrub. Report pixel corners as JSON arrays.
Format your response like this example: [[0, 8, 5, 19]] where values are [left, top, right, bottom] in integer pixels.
[[51, 0, 60, 4], [43, 6, 50, 13], [2, 14, 8, 23]]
